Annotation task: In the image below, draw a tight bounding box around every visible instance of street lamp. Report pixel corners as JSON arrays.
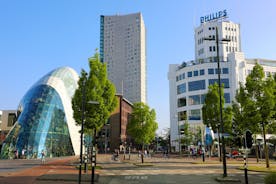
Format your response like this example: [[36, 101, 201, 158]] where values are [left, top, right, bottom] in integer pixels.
[[204, 27, 230, 177], [87, 100, 99, 184], [77, 70, 99, 184], [79, 73, 87, 184]]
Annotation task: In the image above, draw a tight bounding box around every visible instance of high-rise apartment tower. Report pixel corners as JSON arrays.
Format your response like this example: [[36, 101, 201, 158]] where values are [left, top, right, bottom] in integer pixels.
[[100, 12, 147, 103]]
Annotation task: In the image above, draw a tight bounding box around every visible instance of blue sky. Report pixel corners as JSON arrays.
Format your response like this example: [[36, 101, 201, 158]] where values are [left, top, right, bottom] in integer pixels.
[[1, 0, 276, 132]]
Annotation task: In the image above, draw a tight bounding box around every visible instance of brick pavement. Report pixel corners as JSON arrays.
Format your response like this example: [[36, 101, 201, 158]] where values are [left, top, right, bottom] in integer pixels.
[[0, 156, 80, 184], [0, 154, 274, 183]]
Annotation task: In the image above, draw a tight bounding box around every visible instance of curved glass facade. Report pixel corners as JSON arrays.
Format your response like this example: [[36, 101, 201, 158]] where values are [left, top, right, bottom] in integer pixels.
[[0, 67, 79, 159]]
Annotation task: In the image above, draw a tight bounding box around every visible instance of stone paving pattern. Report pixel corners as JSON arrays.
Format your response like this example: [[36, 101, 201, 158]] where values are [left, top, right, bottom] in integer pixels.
[[0, 154, 274, 184]]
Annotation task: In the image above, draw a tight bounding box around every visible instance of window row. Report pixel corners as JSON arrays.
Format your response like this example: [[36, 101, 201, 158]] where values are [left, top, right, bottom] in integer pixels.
[[208, 78, 230, 88], [177, 92, 230, 108], [226, 46, 238, 52], [177, 78, 229, 94], [177, 109, 201, 121], [225, 35, 237, 42], [176, 69, 205, 81], [225, 27, 237, 32], [208, 68, 229, 74]]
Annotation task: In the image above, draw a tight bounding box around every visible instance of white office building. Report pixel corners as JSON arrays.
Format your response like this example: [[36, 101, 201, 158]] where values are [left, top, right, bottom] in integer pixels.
[[168, 17, 276, 152], [100, 12, 147, 103]]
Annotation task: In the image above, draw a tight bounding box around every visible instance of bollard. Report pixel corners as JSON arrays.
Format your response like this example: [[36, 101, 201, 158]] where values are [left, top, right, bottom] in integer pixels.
[[91, 147, 96, 184], [244, 155, 248, 184]]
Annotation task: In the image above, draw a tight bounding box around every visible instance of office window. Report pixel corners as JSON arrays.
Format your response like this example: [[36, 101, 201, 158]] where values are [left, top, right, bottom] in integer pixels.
[[7, 113, 16, 127], [215, 68, 221, 74], [188, 80, 206, 91], [188, 109, 201, 120], [200, 69, 205, 75], [208, 68, 214, 74], [193, 70, 198, 76], [209, 46, 212, 52], [182, 73, 185, 79], [224, 93, 230, 103], [201, 94, 206, 104], [177, 83, 186, 94], [178, 111, 187, 121], [208, 78, 230, 88], [176, 76, 179, 81], [213, 46, 216, 51], [188, 71, 192, 77], [188, 95, 200, 105], [222, 68, 229, 74], [177, 97, 187, 107]]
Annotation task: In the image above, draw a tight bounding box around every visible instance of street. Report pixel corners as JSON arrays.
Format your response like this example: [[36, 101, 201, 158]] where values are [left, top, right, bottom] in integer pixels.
[[0, 154, 272, 184]]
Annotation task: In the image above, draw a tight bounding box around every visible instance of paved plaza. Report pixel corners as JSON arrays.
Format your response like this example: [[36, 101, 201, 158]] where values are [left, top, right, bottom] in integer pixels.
[[0, 154, 273, 184]]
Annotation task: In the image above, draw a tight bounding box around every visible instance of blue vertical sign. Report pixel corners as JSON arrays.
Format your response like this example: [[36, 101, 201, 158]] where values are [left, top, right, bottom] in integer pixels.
[[205, 127, 214, 146]]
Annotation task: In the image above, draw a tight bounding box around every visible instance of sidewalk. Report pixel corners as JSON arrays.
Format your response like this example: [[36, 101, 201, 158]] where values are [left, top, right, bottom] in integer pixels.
[[0, 156, 95, 184], [0, 154, 273, 183]]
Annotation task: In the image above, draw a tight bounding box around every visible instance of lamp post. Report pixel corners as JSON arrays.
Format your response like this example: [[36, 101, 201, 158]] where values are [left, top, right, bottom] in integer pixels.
[[204, 27, 230, 177], [87, 100, 99, 184], [78, 74, 87, 184]]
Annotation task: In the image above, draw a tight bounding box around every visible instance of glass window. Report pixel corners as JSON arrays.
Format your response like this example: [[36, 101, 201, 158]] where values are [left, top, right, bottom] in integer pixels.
[[177, 97, 186, 107], [188, 72, 192, 77], [224, 93, 230, 103], [188, 95, 200, 105], [177, 83, 186, 94], [188, 80, 206, 91], [199, 69, 205, 75], [209, 46, 212, 52], [7, 113, 16, 127], [176, 76, 179, 81], [213, 46, 216, 51], [182, 73, 185, 79], [178, 111, 187, 121], [222, 68, 229, 74], [188, 109, 201, 120], [193, 70, 198, 76], [208, 68, 214, 74], [208, 78, 230, 88], [215, 68, 221, 74], [201, 94, 206, 104]]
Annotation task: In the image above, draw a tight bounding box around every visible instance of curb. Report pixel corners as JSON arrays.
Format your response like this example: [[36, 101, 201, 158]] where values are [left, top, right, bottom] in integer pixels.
[[215, 176, 241, 183], [37, 174, 99, 182]]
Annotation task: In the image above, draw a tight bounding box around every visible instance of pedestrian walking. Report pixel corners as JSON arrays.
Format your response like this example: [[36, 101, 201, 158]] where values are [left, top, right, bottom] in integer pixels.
[[41, 150, 45, 164]]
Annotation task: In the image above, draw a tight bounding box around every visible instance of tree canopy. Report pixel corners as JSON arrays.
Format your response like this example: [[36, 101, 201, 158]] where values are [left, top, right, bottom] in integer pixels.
[[72, 51, 117, 134], [127, 102, 158, 145], [233, 63, 275, 134], [202, 83, 232, 133]]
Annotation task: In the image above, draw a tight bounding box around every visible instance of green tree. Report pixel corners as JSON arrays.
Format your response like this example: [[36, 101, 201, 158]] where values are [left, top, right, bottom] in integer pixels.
[[127, 102, 158, 163], [181, 123, 193, 148], [72, 51, 117, 135], [233, 63, 275, 167], [202, 83, 232, 134]]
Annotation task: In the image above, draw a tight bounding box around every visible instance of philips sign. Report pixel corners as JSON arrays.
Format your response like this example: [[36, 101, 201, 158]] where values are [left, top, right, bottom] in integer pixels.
[[200, 10, 227, 24]]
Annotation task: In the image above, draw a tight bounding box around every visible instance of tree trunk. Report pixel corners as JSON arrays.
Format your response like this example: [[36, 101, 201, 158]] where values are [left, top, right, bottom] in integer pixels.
[[256, 145, 259, 163], [141, 144, 144, 163], [262, 123, 269, 168]]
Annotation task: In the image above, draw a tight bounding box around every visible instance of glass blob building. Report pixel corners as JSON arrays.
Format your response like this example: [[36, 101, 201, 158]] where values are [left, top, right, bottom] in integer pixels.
[[0, 67, 80, 159]]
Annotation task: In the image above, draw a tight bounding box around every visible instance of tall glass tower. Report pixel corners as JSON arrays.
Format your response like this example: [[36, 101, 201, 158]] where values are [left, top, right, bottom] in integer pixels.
[[100, 12, 147, 103]]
